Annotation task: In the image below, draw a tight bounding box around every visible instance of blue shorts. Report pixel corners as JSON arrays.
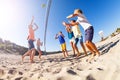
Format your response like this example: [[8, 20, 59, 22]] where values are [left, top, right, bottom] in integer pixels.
[[75, 36, 83, 45], [28, 40, 35, 50], [85, 26, 94, 42]]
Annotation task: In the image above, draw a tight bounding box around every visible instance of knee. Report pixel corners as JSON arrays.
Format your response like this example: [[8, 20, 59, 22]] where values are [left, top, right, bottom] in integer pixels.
[[74, 44, 77, 47], [85, 41, 90, 45]]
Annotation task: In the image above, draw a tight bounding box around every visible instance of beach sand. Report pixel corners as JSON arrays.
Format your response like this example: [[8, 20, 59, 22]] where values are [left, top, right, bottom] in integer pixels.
[[0, 33, 120, 80]]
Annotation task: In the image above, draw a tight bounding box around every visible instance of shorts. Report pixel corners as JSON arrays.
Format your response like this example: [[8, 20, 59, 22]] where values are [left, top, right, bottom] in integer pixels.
[[75, 36, 83, 45], [85, 26, 94, 42], [60, 43, 66, 51], [69, 37, 75, 43], [37, 46, 41, 51], [28, 40, 35, 50]]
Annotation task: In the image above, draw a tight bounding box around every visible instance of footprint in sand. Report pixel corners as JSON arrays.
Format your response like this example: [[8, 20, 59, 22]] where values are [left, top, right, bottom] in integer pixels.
[[67, 69, 77, 75], [18, 71, 23, 75], [15, 77, 23, 80], [8, 69, 17, 75], [86, 74, 96, 80], [97, 68, 104, 71]]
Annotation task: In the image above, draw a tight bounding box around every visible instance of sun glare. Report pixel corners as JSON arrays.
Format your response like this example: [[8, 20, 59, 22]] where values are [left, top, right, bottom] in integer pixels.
[[0, 1, 16, 27], [0, 0, 23, 41]]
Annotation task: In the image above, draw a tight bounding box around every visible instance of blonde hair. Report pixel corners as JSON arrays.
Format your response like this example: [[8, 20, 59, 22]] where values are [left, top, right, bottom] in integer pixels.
[[74, 9, 83, 14]]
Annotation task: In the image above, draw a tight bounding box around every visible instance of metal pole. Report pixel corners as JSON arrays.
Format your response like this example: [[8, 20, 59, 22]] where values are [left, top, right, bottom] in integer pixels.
[[44, 0, 52, 54]]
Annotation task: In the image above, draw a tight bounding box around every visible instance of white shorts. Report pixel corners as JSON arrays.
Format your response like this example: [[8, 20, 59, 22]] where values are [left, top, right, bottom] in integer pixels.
[[69, 37, 75, 43]]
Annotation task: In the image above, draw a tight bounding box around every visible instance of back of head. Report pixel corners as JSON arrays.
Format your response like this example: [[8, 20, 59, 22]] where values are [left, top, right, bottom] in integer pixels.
[[59, 31, 62, 33], [59, 31, 62, 35], [70, 20, 76, 24], [71, 20, 76, 22], [74, 9, 83, 14]]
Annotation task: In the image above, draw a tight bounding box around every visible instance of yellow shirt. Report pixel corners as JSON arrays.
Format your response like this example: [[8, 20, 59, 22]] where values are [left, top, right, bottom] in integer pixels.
[[72, 25, 82, 38]]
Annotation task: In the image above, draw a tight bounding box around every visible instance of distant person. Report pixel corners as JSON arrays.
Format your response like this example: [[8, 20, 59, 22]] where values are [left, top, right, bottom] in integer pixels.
[[66, 9, 100, 62], [55, 31, 68, 58], [22, 16, 38, 63], [62, 22, 80, 57], [63, 20, 87, 57], [36, 38, 43, 59]]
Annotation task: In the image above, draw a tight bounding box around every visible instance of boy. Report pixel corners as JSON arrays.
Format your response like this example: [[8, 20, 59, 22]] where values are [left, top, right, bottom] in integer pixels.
[[62, 22, 80, 57], [66, 9, 100, 62], [63, 20, 87, 57], [55, 31, 68, 58], [36, 38, 43, 59], [22, 16, 38, 63]]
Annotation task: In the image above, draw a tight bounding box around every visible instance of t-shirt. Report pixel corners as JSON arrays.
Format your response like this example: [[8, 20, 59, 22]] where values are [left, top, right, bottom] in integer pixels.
[[68, 32, 74, 39], [77, 14, 92, 31], [58, 35, 65, 44], [72, 25, 82, 38]]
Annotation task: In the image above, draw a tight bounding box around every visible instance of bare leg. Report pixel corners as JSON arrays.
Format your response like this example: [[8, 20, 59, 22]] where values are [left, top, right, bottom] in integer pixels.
[[62, 50, 66, 58], [30, 48, 36, 63], [70, 42, 75, 55], [65, 49, 69, 57], [86, 41, 100, 56], [85, 43, 95, 55], [38, 50, 42, 59], [86, 41, 100, 62], [22, 50, 31, 62], [80, 42, 87, 56], [74, 44, 80, 56]]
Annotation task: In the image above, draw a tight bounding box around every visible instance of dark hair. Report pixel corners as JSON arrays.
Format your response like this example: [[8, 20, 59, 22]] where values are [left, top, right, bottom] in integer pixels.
[[59, 31, 62, 33], [74, 9, 83, 14], [71, 20, 76, 22], [79, 9, 83, 14]]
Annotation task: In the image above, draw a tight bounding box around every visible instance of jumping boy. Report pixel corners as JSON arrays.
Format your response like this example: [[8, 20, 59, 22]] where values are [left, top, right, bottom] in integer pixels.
[[55, 31, 68, 58], [36, 38, 43, 59], [22, 16, 38, 63], [62, 22, 80, 57], [66, 9, 100, 62]]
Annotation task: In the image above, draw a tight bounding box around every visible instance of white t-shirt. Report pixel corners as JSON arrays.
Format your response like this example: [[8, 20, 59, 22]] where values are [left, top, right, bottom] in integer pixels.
[[71, 25, 82, 38], [77, 14, 92, 31]]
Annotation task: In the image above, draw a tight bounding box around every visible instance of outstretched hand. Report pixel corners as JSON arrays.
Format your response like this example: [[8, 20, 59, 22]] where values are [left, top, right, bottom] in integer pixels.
[[30, 16, 34, 25], [62, 21, 70, 28], [55, 34, 58, 39], [62, 22, 66, 26], [66, 14, 73, 19]]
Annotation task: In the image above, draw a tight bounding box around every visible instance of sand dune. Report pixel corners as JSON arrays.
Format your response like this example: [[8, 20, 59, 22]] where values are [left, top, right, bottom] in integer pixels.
[[0, 33, 120, 80]]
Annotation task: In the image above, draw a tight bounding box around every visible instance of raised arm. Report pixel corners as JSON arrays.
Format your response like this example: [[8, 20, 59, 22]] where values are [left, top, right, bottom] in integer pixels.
[[55, 34, 58, 39], [33, 23, 38, 31], [62, 21, 72, 27], [66, 14, 78, 19], [27, 35, 29, 40], [61, 33, 65, 38], [62, 21, 79, 27], [30, 16, 34, 25]]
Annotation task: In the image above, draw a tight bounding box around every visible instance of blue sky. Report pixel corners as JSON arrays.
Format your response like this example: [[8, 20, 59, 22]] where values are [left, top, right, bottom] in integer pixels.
[[0, 0, 120, 52]]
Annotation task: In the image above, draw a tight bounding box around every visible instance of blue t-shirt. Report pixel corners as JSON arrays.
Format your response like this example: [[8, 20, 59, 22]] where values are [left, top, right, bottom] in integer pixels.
[[68, 32, 74, 39], [58, 35, 65, 44]]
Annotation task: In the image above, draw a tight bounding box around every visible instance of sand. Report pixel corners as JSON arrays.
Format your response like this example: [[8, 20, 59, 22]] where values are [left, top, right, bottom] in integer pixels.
[[0, 33, 120, 80]]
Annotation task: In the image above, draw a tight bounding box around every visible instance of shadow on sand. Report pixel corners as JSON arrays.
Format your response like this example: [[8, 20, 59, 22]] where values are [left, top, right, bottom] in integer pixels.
[[33, 40, 120, 64], [98, 40, 119, 55]]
